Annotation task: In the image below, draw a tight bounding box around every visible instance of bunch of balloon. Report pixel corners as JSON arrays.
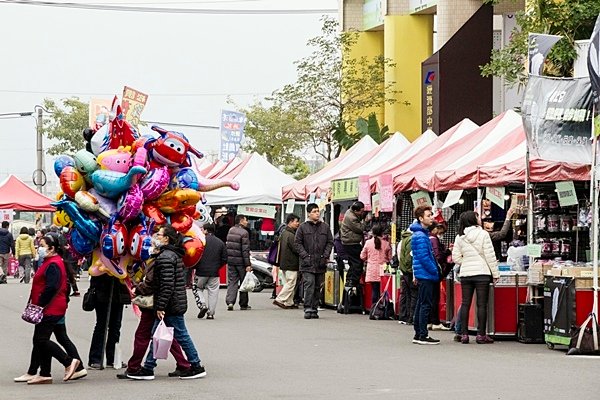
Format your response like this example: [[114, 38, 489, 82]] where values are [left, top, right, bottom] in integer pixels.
[[51, 96, 240, 293]]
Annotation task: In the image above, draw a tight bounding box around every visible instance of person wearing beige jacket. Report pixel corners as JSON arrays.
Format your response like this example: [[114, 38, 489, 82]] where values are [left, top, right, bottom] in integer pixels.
[[15, 226, 36, 284], [452, 211, 499, 345]]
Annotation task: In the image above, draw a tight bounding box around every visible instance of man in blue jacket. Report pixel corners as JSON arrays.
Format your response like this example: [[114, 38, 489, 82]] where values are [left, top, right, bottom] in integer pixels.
[[409, 205, 440, 345]]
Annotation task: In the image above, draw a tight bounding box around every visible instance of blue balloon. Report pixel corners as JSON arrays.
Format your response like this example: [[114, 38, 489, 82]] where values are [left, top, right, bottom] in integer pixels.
[[70, 229, 96, 255], [51, 199, 101, 242], [53, 155, 76, 177], [169, 168, 199, 191]]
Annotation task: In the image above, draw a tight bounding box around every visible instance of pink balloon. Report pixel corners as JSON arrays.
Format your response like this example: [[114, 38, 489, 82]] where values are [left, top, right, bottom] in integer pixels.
[[118, 185, 144, 222], [139, 166, 170, 201]]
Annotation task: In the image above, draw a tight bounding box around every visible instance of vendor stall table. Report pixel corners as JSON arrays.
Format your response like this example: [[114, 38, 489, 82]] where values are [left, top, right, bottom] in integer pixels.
[[454, 274, 528, 337]]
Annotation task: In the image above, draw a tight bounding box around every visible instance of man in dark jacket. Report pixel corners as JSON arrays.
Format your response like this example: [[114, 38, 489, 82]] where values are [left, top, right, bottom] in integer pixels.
[[273, 214, 300, 309], [410, 205, 441, 345], [193, 223, 227, 319], [225, 214, 252, 311], [295, 204, 333, 319], [0, 221, 15, 283], [340, 201, 369, 288]]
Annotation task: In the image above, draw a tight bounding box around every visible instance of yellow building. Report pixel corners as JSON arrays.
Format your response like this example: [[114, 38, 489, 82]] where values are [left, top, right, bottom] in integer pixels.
[[340, 0, 525, 141]]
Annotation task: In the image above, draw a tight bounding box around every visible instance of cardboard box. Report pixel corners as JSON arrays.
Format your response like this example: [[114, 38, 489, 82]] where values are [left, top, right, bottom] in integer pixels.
[[575, 277, 594, 289], [547, 268, 563, 277], [561, 267, 600, 278]]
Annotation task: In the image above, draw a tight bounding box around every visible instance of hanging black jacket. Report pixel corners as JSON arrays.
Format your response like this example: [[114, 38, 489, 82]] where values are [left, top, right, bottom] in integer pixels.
[[151, 244, 187, 316]]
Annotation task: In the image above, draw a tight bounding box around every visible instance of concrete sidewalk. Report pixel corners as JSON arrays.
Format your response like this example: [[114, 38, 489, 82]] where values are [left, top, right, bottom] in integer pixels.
[[0, 276, 596, 399]]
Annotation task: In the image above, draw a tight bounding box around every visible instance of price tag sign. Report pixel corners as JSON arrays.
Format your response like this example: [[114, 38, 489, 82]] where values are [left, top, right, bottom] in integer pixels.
[[486, 186, 505, 208], [410, 191, 431, 208], [555, 181, 578, 207], [527, 244, 542, 258]]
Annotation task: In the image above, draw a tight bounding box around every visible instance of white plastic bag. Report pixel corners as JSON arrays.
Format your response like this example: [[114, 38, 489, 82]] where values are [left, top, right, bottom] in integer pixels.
[[239, 271, 259, 292], [152, 320, 174, 360]]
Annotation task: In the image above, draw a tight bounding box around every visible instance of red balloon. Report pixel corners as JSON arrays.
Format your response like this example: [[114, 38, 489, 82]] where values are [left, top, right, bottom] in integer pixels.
[[142, 204, 166, 224], [182, 237, 204, 268], [171, 213, 193, 233]]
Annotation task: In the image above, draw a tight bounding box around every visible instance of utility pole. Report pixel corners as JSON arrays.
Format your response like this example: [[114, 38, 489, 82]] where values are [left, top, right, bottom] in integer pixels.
[[35, 107, 44, 194]]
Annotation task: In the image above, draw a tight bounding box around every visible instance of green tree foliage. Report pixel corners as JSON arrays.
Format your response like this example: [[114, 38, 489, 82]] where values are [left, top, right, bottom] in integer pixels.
[[239, 101, 311, 173], [273, 16, 399, 161], [41, 97, 88, 155], [283, 159, 310, 180], [481, 0, 600, 86], [333, 113, 390, 149]]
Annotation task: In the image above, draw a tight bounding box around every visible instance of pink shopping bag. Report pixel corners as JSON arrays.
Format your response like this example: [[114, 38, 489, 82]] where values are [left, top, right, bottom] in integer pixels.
[[152, 320, 174, 360]]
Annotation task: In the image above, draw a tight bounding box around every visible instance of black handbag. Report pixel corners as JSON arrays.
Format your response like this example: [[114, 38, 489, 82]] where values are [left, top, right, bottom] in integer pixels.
[[567, 313, 600, 356], [369, 278, 394, 320], [82, 288, 97, 312]]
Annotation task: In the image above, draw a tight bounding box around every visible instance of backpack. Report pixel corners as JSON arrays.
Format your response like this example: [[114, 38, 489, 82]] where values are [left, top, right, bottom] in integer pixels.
[[267, 224, 286, 266], [398, 234, 413, 274]]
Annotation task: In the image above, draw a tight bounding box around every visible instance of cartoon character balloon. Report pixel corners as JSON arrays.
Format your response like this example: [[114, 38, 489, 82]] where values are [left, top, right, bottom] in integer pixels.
[[145, 125, 203, 168], [182, 236, 204, 268], [169, 168, 199, 191], [129, 220, 154, 261], [100, 218, 129, 259], [53, 155, 76, 177], [59, 166, 86, 198]]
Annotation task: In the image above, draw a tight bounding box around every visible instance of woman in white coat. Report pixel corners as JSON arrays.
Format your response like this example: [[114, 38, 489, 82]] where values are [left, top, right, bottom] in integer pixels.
[[452, 211, 499, 344]]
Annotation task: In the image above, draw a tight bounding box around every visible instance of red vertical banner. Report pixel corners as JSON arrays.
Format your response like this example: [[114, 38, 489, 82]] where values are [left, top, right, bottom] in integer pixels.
[[379, 174, 394, 212], [358, 175, 372, 211]]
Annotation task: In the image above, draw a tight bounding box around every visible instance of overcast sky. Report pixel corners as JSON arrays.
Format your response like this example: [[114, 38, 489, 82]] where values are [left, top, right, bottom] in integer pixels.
[[0, 0, 338, 192]]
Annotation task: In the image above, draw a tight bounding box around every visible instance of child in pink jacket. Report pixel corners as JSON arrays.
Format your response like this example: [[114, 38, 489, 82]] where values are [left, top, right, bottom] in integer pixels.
[[360, 225, 392, 305]]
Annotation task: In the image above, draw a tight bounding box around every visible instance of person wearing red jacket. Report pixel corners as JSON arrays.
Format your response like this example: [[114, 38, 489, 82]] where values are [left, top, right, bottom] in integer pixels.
[[16, 233, 81, 384]]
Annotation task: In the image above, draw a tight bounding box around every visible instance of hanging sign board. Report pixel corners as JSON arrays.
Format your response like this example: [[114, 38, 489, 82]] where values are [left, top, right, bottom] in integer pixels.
[[285, 199, 295, 215], [379, 174, 394, 212], [308, 193, 316, 204], [237, 204, 276, 219], [331, 178, 359, 201], [410, 191, 432, 208], [555, 181, 578, 207], [372, 193, 381, 217], [486, 186, 505, 209], [0, 209, 13, 223], [358, 175, 372, 211], [527, 244, 542, 258], [443, 190, 463, 208]]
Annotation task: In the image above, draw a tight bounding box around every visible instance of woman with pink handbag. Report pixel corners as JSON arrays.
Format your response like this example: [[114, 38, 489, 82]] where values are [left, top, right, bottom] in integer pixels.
[[15, 233, 81, 384]]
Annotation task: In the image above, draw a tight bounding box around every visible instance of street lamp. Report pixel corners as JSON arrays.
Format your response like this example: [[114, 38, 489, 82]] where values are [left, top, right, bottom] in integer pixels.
[[0, 105, 51, 193]]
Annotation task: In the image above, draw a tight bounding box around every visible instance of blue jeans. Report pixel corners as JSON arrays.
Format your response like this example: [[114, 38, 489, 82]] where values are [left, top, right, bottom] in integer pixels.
[[413, 279, 434, 339], [144, 315, 201, 370]]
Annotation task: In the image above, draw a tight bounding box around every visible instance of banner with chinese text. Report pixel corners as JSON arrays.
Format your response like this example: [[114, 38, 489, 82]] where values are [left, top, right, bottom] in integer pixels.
[[331, 178, 359, 201], [237, 204, 276, 219], [220, 110, 246, 162], [522, 75, 593, 163], [121, 86, 148, 129]]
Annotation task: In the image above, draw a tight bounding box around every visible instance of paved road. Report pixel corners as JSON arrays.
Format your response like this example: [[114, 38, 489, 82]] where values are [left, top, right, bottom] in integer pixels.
[[0, 276, 597, 399]]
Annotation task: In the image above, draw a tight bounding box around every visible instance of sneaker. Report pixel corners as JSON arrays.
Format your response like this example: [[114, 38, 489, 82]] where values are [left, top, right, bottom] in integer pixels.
[[461, 334, 470, 344], [476, 335, 494, 344], [70, 368, 87, 380], [240, 305, 251, 310], [127, 367, 154, 381], [116, 372, 133, 380], [168, 368, 187, 377], [273, 300, 288, 309], [227, 304, 234, 311], [27, 376, 52, 385], [398, 320, 408, 325], [64, 358, 81, 381], [179, 365, 206, 380], [412, 336, 420, 344], [431, 324, 450, 331], [206, 314, 214, 320], [14, 373, 37, 382], [304, 312, 312, 319], [416, 336, 440, 345], [311, 312, 319, 319], [88, 363, 102, 370], [427, 324, 433, 330], [453, 334, 462, 342], [197, 306, 208, 319]]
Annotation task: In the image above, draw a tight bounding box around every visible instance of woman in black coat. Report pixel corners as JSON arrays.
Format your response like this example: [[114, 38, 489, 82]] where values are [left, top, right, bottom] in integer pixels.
[[126, 225, 206, 381]]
